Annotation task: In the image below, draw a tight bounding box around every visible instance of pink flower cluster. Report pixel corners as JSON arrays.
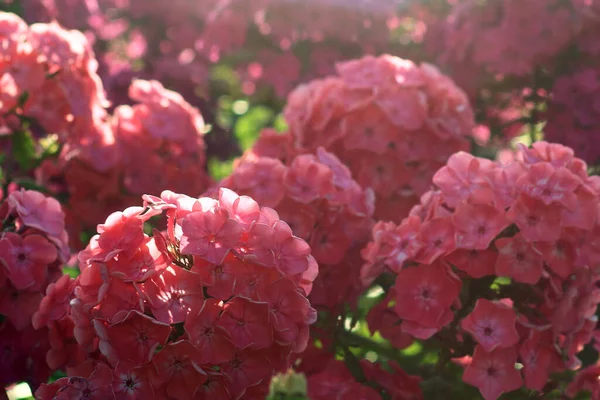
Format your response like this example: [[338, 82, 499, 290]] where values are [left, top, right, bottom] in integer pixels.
[[112, 79, 211, 198], [284, 54, 474, 222], [544, 67, 600, 165], [0, 11, 113, 168], [58, 78, 210, 249], [427, 0, 575, 78], [0, 13, 211, 247], [34, 188, 317, 399], [23, 0, 401, 100], [363, 141, 600, 400], [0, 190, 69, 390], [213, 144, 375, 311]]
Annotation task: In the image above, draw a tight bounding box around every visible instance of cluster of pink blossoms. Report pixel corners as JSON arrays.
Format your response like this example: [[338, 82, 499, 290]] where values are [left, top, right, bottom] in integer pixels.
[[211, 142, 374, 311], [363, 141, 600, 400], [0, 11, 113, 167], [112, 79, 211, 199], [0, 190, 69, 390], [47, 77, 211, 249], [0, 13, 211, 248], [284, 54, 474, 222], [544, 67, 600, 165], [425, 0, 575, 81], [34, 188, 317, 399], [23, 0, 401, 100], [0, 10, 116, 243]]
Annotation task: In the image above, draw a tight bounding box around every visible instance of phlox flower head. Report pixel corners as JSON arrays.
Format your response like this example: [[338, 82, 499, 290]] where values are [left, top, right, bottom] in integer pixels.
[[363, 141, 600, 400], [284, 54, 474, 222], [35, 188, 317, 399]]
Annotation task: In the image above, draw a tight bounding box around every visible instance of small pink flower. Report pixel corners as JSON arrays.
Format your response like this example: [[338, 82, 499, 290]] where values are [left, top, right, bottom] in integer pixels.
[[461, 299, 519, 352], [463, 345, 523, 400]]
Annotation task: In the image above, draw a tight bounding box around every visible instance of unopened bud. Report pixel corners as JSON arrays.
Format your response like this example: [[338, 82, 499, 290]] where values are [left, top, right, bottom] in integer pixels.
[[267, 369, 309, 400]]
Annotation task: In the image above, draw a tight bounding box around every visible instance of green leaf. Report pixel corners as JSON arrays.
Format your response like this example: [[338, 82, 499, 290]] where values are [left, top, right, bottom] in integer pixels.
[[208, 158, 234, 181], [63, 267, 80, 278], [267, 370, 309, 400], [234, 105, 274, 151], [12, 178, 51, 195], [39, 134, 61, 159], [49, 370, 67, 382], [273, 113, 289, 132], [11, 130, 37, 170], [342, 345, 366, 383], [17, 90, 29, 108]]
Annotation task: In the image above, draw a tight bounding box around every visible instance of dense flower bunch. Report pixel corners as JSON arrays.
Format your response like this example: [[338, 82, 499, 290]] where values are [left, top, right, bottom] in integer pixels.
[[0, 189, 69, 391], [4, 3, 600, 399], [34, 188, 317, 399], [284, 54, 474, 222], [212, 144, 374, 311], [0, 11, 114, 169], [544, 67, 600, 165], [0, 12, 211, 248], [362, 141, 600, 400], [0, 11, 118, 248], [22, 0, 402, 101], [36, 77, 212, 249], [425, 0, 576, 81], [112, 79, 211, 197], [12, 0, 600, 171]]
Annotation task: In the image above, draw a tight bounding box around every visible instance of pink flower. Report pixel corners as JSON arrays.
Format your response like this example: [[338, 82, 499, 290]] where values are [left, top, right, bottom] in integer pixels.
[[0, 233, 57, 290], [414, 217, 456, 264], [516, 162, 582, 209], [284, 154, 334, 204], [446, 249, 496, 278], [218, 297, 273, 350], [461, 299, 519, 352], [32, 274, 76, 329], [141, 266, 204, 324], [519, 329, 563, 391], [184, 298, 235, 365], [151, 341, 207, 400], [453, 203, 509, 250], [508, 194, 562, 242], [495, 234, 544, 284], [99, 310, 171, 365], [7, 190, 65, 238], [111, 360, 155, 399], [36, 363, 115, 400], [463, 345, 523, 400], [180, 208, 243, 264], [394, 263, 460, 329]]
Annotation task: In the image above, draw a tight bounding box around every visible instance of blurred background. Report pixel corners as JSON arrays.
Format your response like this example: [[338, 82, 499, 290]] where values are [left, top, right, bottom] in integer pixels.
[[3, 0, 598, 173]]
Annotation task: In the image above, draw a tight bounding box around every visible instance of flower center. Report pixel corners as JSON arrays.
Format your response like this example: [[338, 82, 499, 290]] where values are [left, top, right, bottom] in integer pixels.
[[173, 360, 184, 371], [125, 377, 136, 389]]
